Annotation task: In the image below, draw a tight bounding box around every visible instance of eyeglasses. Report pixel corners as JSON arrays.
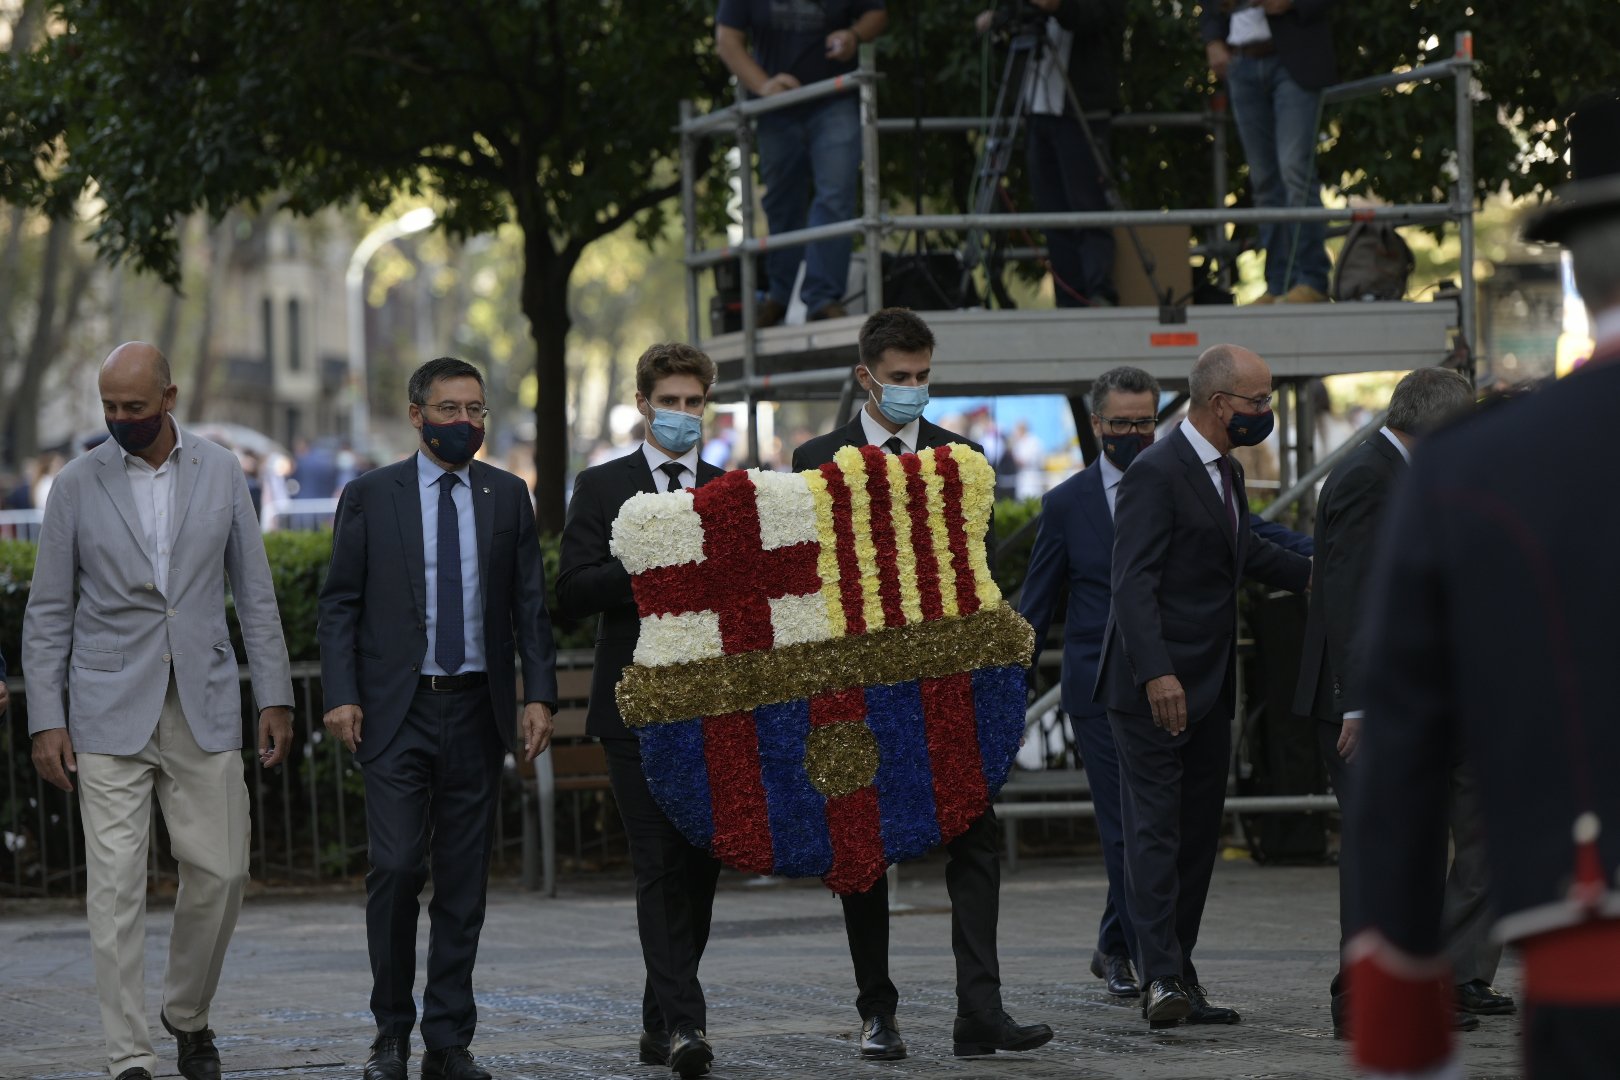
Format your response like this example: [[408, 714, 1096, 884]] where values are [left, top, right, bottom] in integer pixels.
[[416, 401, 490, 423], [1212, 389, 1274, 411], [1093, 414, 1157, 435]]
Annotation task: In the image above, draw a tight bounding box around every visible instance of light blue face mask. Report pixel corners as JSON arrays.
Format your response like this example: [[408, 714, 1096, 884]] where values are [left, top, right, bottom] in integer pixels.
[[649, 407, 703, 454], [871, 379, 929, 426]]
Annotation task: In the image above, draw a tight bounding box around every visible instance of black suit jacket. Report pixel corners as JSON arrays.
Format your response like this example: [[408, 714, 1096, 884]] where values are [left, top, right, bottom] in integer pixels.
[[555, 449, 725, 741], [1349, 357, 1620, 957], [1293, 433, 1405, 721], [1096, 425, 1311, 720], [1048, 0, 1127, 114], [317, 454, 559, 763], [1199, 0, 1337, 92]]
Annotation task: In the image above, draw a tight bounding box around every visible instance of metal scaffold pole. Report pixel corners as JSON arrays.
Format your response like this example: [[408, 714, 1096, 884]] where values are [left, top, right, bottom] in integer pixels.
[[859, 44, 884, 318], [735, 84, 762, 466], [1453, 31, 1479, 375], [679, 99, 702, 345]]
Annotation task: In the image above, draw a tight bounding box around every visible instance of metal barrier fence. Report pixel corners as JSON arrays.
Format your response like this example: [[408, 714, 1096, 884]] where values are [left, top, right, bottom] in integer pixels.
[[0, 653, 602, 898], [0, 509, 44, 541], [0, 500, 339, 539]]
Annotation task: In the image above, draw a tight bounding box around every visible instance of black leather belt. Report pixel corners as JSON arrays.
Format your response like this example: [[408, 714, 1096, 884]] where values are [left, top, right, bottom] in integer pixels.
[[1229, 40, 1277, 58], [418, 671, 488, 693]]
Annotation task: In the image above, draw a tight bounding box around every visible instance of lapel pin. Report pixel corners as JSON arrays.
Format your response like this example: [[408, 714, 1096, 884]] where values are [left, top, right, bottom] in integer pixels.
[[191, 457, 198, 464], [482, 487, 490, 494]]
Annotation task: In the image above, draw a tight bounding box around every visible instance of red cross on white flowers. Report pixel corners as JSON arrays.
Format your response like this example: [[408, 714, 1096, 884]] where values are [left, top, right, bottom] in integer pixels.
[[630, 472, 823, 655]]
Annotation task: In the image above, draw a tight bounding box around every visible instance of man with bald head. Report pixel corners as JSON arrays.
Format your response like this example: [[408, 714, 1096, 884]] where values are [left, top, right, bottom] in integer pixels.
[[1095, 343, 1311, 1028], [25, 343, 293, 1080]]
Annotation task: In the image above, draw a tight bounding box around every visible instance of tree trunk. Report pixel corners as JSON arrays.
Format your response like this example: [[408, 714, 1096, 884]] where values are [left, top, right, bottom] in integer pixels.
[[6, 216, 69, 459], [519, 224, 577, 535], [188, 214, 235, 421]]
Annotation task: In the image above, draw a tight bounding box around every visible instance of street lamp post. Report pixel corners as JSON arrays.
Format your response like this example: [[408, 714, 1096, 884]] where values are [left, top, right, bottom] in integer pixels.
[[345, 207, 438, 445]]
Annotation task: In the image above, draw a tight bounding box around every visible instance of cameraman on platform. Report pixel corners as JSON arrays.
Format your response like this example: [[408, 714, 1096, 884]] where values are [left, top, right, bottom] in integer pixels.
[[976, 0, 1126, 307]]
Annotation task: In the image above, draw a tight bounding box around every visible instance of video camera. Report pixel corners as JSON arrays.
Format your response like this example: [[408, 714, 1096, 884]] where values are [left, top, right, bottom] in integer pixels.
[[987, 0, 1050, 39]]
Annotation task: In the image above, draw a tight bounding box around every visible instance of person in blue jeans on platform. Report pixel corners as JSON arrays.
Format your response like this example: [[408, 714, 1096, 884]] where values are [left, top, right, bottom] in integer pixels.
[[716, 0, 888, 326], [1201, 0, 1336, 304]]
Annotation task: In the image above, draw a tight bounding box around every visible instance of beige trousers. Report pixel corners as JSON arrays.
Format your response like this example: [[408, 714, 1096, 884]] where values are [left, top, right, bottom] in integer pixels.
[[76, 677, 251, 1078]]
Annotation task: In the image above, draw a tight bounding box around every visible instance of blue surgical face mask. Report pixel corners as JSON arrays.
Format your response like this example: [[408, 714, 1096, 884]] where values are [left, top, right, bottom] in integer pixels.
[[870, 379, 929, 426], [1225, 407, 1275, 448], [649, 408, 703, 455]]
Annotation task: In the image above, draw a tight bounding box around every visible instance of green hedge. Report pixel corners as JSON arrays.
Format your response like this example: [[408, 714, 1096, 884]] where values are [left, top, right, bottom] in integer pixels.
[[0, 532, 596, 669], [0, 501, 1046, 672]]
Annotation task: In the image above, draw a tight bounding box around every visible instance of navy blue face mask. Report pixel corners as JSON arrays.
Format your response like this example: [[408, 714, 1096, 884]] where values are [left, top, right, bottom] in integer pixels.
[[1101, 432, 1153, 470], [1225, 408, 1275, 448], [421, 420, 485, 466], [106, 412, 167, 454]]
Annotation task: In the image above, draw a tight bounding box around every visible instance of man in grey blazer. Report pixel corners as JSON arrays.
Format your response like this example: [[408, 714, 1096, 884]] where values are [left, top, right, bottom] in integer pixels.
[[25, 342, 294, 1080]]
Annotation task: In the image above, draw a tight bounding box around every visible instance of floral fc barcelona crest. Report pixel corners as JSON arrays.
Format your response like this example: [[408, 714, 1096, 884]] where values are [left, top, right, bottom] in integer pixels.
[[610, 444, 1033, 894]]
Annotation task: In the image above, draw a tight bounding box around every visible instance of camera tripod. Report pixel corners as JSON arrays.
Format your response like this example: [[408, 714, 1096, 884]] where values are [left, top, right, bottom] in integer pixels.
[[960, 7, 1170, 311]]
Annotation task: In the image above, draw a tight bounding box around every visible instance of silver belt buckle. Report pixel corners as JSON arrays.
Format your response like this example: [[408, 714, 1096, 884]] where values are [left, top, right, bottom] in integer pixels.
[[431, 675, 448, 691]]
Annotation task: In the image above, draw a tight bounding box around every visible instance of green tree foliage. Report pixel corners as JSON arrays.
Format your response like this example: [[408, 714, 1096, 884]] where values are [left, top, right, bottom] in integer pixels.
[[0, 0, 729, 532]]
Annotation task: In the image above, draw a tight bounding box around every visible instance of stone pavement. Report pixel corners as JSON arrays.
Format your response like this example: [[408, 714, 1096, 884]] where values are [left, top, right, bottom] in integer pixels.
[[1, 856, 1521, 1080]]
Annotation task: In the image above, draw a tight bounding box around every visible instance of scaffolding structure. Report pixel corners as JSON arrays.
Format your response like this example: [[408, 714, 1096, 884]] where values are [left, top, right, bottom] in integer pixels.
[[676, 32, 1481, 503]]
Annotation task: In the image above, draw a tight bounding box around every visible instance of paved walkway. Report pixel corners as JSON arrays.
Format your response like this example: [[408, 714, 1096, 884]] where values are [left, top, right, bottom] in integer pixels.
[[1, 856, 1521, 1079]]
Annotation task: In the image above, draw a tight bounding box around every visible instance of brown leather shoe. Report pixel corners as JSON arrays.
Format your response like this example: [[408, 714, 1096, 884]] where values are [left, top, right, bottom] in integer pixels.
[[756, 299, 786, 328], [809, 302, 848, 321]]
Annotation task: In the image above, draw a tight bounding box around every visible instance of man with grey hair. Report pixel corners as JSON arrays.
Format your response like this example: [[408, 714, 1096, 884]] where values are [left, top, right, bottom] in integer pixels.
[[25, 342, 294, 1080], [1020, 364, 1312, 999], [1293, 366, 1510, 1038], [1096, 344, 1311, 1027]]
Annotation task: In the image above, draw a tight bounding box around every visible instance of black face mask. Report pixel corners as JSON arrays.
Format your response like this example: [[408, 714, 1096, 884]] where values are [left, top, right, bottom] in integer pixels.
[[1225, 407, 1275, 448], [1101, 432, 1153, 470], [107, 412, 166, 454], [421, 419, 484, 466]]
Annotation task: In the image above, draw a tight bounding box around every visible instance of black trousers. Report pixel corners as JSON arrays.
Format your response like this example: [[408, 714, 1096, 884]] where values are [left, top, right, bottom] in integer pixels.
[[1526, 1003, 1620, 1079], [1026, 114, 1116, 306], [1316, 719, 1353, 1025], [604, 737, 722, 1034], [362, 685, 505, 1050], [839, 809, 1003, 1019], [1110, 706, 1230, 986]]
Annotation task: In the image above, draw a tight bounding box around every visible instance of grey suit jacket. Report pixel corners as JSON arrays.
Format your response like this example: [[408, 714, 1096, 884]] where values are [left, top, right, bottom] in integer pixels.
[[23, 429, 293, 755]]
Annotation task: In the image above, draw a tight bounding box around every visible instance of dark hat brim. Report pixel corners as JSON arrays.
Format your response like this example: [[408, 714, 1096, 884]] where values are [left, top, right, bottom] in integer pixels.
[[1522, 175, 1620, 243]]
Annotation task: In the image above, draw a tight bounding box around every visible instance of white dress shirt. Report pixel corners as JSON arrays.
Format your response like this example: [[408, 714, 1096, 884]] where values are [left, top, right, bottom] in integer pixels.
[[1380, 425, 1412, 465], [1024, 19, 1075, 117], [417, 451, 485, 676], [642, 440, 700, 491], [122, 418, 183, 596], [1179, 417, 1227, 496], [1228, 6, 1273, 45], [861, 407, 921, 454], [1099, 452, 1125, 519]]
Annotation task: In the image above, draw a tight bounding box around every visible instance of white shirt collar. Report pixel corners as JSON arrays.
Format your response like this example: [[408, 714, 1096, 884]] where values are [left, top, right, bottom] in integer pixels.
[[1592, 306, 1620, 356], [642, 440, 700, 482], [417, 449, 472, 488], [1098, 451, 1124, 490], [121, 415, 184, 468], [859, 405, 922, 453], [1379, 425, 1412, 464], [1179, 417, 1222, 465]]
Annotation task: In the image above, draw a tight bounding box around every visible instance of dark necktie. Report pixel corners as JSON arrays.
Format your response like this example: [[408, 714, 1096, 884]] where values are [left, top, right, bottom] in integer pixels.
[[1216, 455, 1238, 533], [883, 437, 906, 456], [435, 472, 465, 674], [659, 461, 686, 493]]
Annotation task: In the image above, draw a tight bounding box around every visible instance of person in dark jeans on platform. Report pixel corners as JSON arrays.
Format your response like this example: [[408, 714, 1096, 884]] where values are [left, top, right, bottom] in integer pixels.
[[716, 0, 888, 326], [976, 0, 1125, 306]]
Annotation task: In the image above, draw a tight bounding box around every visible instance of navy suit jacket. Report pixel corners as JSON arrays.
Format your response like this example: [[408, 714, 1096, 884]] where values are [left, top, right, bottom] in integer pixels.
[[317, 454, 560, 763], [1096, 426, 1311, 720], [1021, 460, 1312, 719], [556, 449, 725, 741]]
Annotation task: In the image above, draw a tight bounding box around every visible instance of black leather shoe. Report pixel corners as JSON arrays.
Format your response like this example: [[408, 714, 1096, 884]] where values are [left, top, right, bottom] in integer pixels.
[[1453, 1011, 1481, 1032], [114, 1069, 153, 1080], [362, 1036, 409, 1080], [951, 1010, 1054, 1056], [638, 1029, 670, 1066], [1456, 979, 1516, 1015], [859, 1013, 907, 1060], [667, 1028, 714, 1078], [1141, 977, 1192, 1026], [161, 1012, 221, 1080], [421, 1047, 489, 1080], [1185, 983, 1242, 1025], [1090, 950, 1141, 997]]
